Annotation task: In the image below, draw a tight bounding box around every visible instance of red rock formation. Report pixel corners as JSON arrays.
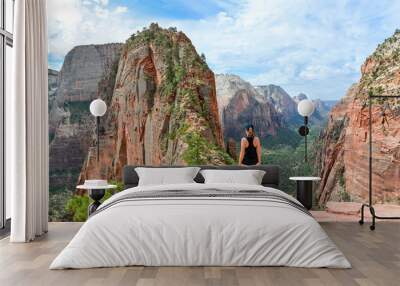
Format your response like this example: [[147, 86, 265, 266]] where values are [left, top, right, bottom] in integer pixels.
[[223, 89, 280, 141], [226, 138, 238, 162], [256, 84, 299, 124], [79, 24, 230, 182], [215, 74, 281, 143], [317, 30, 400, 205]]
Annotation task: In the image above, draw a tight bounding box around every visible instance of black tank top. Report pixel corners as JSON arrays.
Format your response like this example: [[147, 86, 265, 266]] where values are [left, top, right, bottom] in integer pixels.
[[242, 136, 258, 165]]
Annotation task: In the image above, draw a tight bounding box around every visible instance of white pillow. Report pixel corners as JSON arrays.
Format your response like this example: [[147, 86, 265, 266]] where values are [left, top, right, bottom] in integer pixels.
[[200, 169, 266, 185], [135, 167, 200, 186]]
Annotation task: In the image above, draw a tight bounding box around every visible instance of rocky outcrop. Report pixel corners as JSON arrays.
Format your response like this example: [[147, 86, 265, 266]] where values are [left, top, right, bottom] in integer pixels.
[[322, 100, 339, 109], [56, 43, 123, 104], [223, 89, 281, 141], [48, 69, 62, 141], [226, 138, 238, 161], [216, 74, 265, 115], [256, 84, 300, 124], [216, 74, 281, 143], [312, 98, 331, 118], [215, 74, 334, 149], [48, 69, 59, 92], [49, 44, 123, 190], [79, 24, 231, 182], [317, 30, 400, 205]]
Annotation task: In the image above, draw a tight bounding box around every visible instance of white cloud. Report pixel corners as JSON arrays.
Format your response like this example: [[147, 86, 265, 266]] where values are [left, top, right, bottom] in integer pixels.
[[168, 0, 400, 99], [48, 0, 400, 100], [48, 0, 135, 60], [93, 0, 109, 6], [299, 65, 348, 81], [114, 6, 128, 14], [249, 65, 296, 86]]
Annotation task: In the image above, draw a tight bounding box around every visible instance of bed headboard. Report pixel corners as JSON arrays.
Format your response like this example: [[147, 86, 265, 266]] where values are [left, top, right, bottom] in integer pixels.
[[122, 165, 280, 189]]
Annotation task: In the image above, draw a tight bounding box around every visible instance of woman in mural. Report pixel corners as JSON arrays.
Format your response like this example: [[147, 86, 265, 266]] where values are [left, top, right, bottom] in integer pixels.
[[239, 124, 262, 166]]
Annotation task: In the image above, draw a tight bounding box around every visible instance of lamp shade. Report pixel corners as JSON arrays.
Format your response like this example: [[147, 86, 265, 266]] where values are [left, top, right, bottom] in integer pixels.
[[297, 99, 315, 117], [90, 99, 107, 117]]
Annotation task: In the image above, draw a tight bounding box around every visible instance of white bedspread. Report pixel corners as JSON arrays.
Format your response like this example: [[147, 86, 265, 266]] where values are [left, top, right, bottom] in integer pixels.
[[50, 183, 351, 269]]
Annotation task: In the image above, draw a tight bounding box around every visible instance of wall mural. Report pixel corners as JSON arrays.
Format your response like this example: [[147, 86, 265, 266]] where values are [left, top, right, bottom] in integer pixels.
[[48, 1, 400, 221]]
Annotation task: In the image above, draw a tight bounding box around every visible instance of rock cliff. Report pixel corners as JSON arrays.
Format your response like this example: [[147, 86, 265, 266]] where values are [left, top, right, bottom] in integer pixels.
[[215, 74, 281, 143], [79, 24, 231, 182], [312, 98, 331, 118], [49, 44, 123, 190], [48, 69, 59, 91], [255, 84, 300, 124], [56, 44, 123, 103], [48, 69, 62, 141], [216, 74, 265, 115], [317, 30, 400, 205]]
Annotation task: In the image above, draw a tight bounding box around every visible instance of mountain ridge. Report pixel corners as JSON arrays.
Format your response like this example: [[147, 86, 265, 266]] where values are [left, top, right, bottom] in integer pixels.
[[79, 23, 232, 182], [216, 74, 333, 132], [316, 29, 400, 205]]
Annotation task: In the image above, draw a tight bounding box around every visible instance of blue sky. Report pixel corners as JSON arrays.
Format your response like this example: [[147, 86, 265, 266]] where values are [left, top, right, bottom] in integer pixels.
[[48, 0, 400, 100]]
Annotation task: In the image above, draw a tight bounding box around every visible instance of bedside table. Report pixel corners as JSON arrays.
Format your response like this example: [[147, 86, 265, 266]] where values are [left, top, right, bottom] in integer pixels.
[[289, 177, 321, 210], [76, 184, 117, 216]]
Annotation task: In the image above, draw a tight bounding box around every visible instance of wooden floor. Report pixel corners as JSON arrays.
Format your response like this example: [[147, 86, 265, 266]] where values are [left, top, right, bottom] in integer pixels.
[[0, 222, 399, 286]]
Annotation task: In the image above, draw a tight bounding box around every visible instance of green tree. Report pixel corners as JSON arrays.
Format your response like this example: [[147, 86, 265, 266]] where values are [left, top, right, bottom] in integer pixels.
[[182, 132, 234, 165]]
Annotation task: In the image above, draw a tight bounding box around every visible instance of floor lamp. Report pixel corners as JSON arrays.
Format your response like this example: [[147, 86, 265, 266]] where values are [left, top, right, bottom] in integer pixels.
[[89, 99, 107, 161], [297, 99, 315, 162], [358, 91, 400, 230]]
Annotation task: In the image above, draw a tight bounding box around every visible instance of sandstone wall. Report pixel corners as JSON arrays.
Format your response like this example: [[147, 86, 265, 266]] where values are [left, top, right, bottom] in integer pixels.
[[215, 74, 281, 143], [79, 24, 230, 182], [256, 84, 299, 125], [317, 30, 400, 205]]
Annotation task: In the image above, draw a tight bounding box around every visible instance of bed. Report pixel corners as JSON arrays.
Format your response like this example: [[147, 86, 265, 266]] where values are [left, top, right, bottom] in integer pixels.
[[50, 165, 350, 269]]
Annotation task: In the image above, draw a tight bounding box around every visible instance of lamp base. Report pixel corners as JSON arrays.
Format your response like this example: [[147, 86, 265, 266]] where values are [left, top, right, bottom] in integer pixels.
[[298, 126, 309, 136]]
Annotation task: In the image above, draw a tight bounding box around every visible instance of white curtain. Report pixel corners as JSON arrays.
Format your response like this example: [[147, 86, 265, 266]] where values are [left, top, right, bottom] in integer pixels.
[[9, 0, 49, 242]]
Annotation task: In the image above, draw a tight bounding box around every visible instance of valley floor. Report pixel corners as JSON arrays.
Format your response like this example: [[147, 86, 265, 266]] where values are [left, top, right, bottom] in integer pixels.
[[0, 221, 399, 286]]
